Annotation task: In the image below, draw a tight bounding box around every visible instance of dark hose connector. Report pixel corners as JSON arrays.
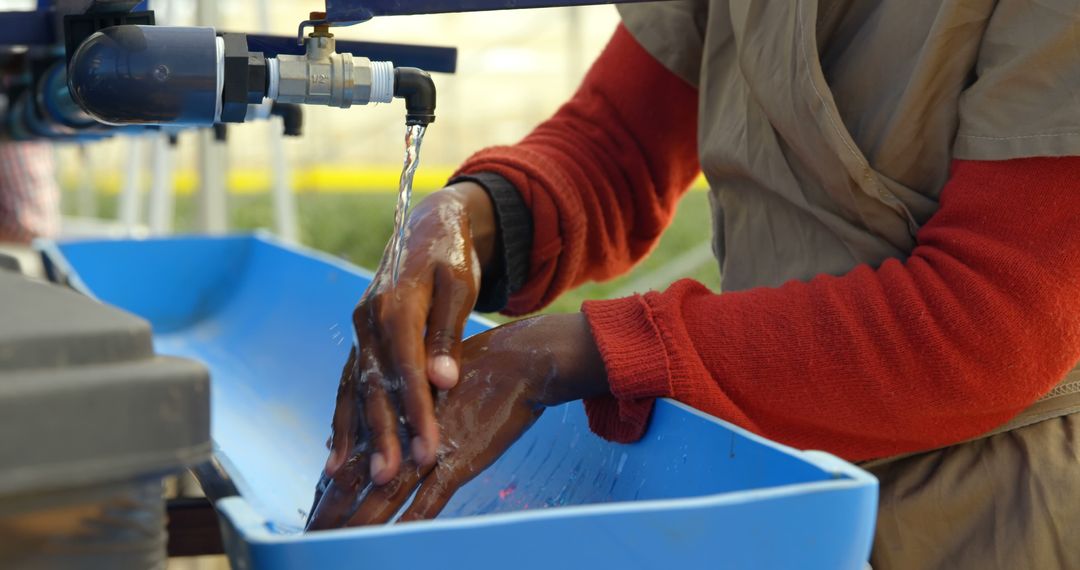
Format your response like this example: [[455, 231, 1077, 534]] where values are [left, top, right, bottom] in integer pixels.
[[270, 102, 303, 137], [393, 67, 435, 127]]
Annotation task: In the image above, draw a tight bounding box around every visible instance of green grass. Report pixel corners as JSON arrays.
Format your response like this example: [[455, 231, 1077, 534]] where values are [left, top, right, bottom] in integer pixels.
[[67, 191, 721, 319]]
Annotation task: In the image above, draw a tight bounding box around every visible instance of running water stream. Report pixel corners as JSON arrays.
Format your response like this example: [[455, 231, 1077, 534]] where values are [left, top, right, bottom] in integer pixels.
[[389, 124, 427, 285], [304, 125, 430, 532]]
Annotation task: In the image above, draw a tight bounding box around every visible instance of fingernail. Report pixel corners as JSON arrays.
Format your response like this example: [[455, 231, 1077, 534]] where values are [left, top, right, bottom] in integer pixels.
[[370, 452, 387, 481], [432, 355, 459, 388], [411, 437, 429, 465], [324, 448, 344, 475]]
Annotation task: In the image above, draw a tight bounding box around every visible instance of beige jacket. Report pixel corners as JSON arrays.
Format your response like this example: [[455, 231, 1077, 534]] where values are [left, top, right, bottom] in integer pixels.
[[618, 1, 1080, 567]]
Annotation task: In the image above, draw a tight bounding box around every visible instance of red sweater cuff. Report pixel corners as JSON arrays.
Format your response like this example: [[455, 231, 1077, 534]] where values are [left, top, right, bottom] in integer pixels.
[[582, 295, 675, 442]]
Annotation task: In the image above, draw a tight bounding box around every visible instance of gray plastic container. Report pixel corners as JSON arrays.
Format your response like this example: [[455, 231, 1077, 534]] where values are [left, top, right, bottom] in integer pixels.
[[0, 268, 210, 569]]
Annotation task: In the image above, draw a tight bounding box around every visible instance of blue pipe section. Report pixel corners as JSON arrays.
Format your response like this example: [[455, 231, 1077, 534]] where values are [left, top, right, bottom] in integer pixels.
[[68, 26, 220, 126], [325, 0, 670, 23], [245, 34, 457, 74]]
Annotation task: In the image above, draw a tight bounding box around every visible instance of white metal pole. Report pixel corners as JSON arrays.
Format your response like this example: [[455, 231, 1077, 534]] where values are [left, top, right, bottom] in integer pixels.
[[196, 0, 227, 234], [148, 133, 175, 234], [565, 7, 585, 92], [197, 128, 228, 234], [257, 0, 300, 243], [612, 240, 717, 298], [269, 121, 299, 242], [119, 137, 145, 232], [75, 145, 96, 218]]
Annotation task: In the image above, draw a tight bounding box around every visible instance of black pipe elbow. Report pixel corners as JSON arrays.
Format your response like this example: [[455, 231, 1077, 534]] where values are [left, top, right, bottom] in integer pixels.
[[393, 67, 436, 127], [270, 102, 303, 137]]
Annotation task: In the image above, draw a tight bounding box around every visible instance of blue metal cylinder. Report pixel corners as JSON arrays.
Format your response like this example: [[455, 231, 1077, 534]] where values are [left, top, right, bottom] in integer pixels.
[[37, 62, 97, 130], [68, 25, 221, 127]]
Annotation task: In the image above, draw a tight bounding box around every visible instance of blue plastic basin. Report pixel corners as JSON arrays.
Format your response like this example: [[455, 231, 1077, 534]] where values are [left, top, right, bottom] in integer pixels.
[[47, 234, 877, 569]]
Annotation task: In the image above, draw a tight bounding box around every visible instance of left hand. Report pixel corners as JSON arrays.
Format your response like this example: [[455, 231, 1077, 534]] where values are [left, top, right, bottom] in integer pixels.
[[306, 313, 608, 529], [325, 184, 496, 486]]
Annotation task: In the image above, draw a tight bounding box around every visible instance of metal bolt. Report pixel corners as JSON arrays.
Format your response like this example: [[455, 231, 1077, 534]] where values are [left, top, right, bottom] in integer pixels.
[[309, 11, 332, 38]]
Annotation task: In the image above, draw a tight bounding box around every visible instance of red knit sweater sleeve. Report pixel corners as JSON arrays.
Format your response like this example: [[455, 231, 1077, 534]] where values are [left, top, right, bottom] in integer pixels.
[[458, 23, 1080, 460], [584, 157, 1080, 461], [454, 24, 700, 315]]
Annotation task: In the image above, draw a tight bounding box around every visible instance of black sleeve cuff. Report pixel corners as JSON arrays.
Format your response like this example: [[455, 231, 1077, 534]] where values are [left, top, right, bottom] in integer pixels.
[[449, 172, 533, 313]]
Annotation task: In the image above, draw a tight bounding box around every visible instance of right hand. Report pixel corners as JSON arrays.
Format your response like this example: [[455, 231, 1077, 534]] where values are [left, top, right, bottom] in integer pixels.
[[324, 182, 498, 487], [307, 314, 609, 530]]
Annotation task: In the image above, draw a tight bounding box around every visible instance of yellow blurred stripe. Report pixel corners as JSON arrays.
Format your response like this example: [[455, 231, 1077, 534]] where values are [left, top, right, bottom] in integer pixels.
[[60, 168, 709, 195]]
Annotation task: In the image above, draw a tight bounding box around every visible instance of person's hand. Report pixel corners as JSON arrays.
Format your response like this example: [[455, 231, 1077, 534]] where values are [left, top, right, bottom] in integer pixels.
[[306, 313, 609, 529], [324, 183, 498, 486]]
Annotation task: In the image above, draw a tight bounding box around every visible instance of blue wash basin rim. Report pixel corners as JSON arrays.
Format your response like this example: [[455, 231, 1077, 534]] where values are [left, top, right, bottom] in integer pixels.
[[39, 232, 371, 303], [40, 232, 500, 329], [220, 398, 876, 542], [221, 474, 871, 543]]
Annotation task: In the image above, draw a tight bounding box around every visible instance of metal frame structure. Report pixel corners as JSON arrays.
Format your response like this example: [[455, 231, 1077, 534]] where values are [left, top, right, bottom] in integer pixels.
[[0, 0, 461, 239], [324, 0, 660, 22], [0, 1, 459, 73]]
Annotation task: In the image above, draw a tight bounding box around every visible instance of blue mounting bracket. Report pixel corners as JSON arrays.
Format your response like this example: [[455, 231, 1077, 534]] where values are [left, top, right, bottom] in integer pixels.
[[0, 1, 456, 73], [0, 11, 54, 46], [0, 0, 149, 47], [324, 0, 668, 24], [245, 34, 457, 74]]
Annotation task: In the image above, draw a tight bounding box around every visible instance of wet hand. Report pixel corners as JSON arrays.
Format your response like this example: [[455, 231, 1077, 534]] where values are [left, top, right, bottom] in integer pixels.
[[307, 313, 609, 529], [324, 183, 497, 487]]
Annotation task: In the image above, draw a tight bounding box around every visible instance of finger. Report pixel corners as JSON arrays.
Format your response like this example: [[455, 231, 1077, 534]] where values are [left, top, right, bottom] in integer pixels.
[[361, 350, 404, 485], [383, 298, 440, 468], [425, 266, 474, 390], [306, 454, 372, 531], [397, 465, 458, 523], [307, 470, 332, 520], [343, 461, 431, 527], [326, 346, 359, 475]]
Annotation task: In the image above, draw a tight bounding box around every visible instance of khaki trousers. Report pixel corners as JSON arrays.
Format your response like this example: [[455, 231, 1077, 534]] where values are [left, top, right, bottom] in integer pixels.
[[866, 414, 1080, 569]]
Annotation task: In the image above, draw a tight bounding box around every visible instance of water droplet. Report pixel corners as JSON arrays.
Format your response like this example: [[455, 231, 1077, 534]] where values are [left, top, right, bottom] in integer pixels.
[[498, 481, 517, 500]]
